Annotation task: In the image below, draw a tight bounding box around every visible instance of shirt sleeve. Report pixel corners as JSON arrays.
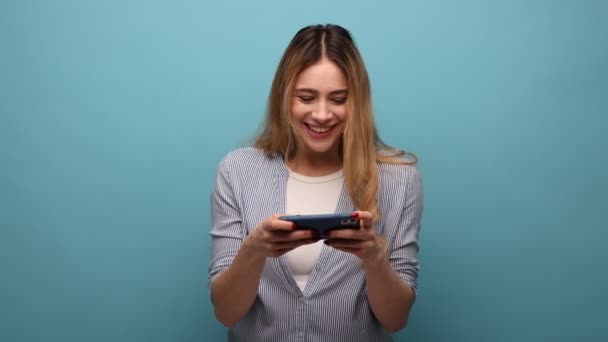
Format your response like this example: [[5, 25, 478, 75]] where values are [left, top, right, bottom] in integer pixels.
[[388, 166, 423, 297], [208, 157, 244, 288]]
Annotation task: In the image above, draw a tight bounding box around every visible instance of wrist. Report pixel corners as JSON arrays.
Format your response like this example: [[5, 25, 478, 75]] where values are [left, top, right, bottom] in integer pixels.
[[361, 234, 389, 268], [361, 249, 388, 269], [242, 234, 268, 262]]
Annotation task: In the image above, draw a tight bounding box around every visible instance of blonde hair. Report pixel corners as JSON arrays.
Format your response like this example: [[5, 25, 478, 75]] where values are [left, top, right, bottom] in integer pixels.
[[254, 24, 416, 220]]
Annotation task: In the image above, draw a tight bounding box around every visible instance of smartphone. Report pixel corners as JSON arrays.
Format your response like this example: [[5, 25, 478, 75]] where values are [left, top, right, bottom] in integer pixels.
[[278, 213, 360, 238]]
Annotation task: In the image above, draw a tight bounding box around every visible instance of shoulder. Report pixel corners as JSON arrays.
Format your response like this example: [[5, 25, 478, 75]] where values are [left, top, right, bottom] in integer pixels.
[[220, 146, 270, 165], [217, 146, 281, 177], [375, 151, 423, 213], [376, 150, 422, 190]]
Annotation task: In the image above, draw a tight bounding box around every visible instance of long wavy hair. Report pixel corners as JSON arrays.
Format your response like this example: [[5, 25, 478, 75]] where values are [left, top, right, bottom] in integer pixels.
[[254, 24, 417, 220]]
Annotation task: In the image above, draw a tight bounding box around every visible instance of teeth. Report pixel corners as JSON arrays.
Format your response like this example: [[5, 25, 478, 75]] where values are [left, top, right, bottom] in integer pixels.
[[308, 125, 330, 133]]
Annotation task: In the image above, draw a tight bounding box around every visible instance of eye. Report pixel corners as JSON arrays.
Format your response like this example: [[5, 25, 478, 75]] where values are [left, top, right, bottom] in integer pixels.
[[297, 96, 315, 103], [331, 97, 347, 105]]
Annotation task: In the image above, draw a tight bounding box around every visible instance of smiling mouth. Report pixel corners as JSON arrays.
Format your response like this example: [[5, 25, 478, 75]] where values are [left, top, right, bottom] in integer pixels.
[[305, 123, 334, 135]]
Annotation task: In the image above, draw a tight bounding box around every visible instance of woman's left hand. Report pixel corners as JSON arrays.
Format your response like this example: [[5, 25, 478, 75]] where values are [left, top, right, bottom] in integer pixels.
[[324, 211, 388, 265]]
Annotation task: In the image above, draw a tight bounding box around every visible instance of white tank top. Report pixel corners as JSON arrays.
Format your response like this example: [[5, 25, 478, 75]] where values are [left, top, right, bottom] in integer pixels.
[[284, 168, 344, 291]]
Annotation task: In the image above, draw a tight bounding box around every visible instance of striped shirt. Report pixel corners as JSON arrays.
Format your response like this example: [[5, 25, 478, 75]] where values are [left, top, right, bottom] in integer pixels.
[[209, 147, 423, 342]]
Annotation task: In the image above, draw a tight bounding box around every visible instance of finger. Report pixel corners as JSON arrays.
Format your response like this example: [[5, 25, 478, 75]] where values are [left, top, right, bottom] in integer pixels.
[[352, 211, 372, 220], [352, 211, 373, 229], [268, 215, 297, 231], [268, 239, 321, 257], [324, 238, 366, 249], [272, 237, 321, 250], [326, 228, 373, 240], [267, 229, 317, 242]]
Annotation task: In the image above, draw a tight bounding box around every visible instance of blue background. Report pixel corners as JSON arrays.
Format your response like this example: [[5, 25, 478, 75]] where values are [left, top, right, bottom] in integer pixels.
[[2, 0, 607, 341]]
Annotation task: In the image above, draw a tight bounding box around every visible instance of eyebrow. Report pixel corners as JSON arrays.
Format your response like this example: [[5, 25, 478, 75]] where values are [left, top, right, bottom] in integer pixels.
[[294, 88, 348, 96]]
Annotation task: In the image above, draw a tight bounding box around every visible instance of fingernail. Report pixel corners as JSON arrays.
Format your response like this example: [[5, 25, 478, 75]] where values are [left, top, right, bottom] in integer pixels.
[[350, 212, 359, 219]]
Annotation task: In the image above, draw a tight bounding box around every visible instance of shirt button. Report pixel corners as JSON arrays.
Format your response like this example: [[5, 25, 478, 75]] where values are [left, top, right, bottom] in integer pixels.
[[297, 331, 304, 338], [299, 296, 305, 303]]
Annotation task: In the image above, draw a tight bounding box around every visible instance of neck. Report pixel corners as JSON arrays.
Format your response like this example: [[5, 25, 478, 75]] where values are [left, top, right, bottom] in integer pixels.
[[287, 149, 342, 177]]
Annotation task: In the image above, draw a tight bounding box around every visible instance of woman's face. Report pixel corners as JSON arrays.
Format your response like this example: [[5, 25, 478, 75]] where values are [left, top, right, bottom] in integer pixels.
[[290, 57, 348, 159]]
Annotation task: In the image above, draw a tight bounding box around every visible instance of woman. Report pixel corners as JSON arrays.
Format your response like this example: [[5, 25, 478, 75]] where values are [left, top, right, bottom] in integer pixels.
[[209, 24, 423, 341]]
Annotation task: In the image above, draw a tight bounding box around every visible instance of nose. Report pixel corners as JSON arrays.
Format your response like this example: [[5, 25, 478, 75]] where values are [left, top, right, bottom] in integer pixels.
[[311, 100, 332, 123]]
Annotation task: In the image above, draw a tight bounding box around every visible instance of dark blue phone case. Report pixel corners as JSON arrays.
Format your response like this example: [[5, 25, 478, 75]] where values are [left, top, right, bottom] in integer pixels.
[[278, 213, 360, 238]]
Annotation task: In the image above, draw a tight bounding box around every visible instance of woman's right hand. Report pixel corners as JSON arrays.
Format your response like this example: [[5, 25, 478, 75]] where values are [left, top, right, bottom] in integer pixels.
[[245, 214, 320, 258]]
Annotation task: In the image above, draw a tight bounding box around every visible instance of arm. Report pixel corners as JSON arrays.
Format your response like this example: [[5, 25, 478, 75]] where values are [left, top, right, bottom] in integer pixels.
[[210, 238, 267, 327], [361, 244, 416, 333], [368, 168, 422, 331], [327, 223, 417, 332], [211, 220, 319, 327], [326, 167, 423, 332], [209, 159, 318, 327]]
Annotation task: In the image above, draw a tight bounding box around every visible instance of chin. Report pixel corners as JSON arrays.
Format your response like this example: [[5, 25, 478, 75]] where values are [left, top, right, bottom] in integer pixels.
[[301, 141, 340, 155], [296, 128, 343, 155]]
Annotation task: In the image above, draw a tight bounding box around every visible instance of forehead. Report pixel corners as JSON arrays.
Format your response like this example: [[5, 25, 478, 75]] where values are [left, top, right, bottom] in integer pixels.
[[294, 58, 347, 91]]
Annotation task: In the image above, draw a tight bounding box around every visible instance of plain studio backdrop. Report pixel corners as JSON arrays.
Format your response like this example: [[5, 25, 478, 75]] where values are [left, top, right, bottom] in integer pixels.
[[1, 1, 607, 341]]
